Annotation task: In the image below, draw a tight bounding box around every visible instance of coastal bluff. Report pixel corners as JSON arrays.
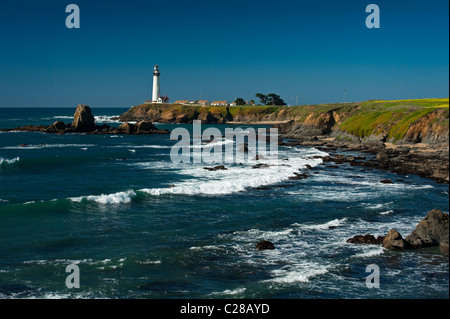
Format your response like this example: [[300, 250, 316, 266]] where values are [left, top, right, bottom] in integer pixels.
[[118, 99, 449, 183], [0, 105, 170, 135], [118, 99, 449, 146]]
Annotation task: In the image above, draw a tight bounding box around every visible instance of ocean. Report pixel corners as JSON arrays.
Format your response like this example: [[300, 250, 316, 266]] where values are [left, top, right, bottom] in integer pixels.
[[0, 107, 448, 299]]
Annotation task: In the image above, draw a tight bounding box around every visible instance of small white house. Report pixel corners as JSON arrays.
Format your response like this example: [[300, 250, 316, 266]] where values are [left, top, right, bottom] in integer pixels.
[[211, 101, 230, 106]]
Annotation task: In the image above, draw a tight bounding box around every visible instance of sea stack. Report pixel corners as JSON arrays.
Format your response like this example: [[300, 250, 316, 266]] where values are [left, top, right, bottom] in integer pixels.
[[72, 105, 96, 132]]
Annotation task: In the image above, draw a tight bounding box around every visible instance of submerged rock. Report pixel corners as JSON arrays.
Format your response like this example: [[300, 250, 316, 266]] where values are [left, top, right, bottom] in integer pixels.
[[288, 172, 310, 180], [252, 163, 269, 169], [256, 240, 275, 251], [346, 235, 384, 245], [204, 165, 228, 171]]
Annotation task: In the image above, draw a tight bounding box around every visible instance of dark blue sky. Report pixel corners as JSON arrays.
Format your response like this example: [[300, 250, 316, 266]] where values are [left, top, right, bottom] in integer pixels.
[[0, 0, 448, 107]]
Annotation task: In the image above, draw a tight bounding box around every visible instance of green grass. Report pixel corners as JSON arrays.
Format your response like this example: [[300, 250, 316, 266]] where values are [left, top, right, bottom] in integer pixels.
[[339, 98, 449, 140]]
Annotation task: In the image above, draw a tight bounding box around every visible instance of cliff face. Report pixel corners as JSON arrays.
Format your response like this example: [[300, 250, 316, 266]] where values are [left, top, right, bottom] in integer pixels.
[[119, 104, 282, 124], [402, 108, 449, 144], [118, 99, 449, 146]]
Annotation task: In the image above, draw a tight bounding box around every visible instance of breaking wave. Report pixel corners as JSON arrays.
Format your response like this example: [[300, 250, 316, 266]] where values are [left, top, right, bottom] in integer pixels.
[[0, 157, 20, 166], [69, 190, 137, 204]]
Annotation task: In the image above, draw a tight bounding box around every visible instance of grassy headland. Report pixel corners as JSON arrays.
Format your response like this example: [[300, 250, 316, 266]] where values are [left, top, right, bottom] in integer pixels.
[[119, 98, 449, 144]]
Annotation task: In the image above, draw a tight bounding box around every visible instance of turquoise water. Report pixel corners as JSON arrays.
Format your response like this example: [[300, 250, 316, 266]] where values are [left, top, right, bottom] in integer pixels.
[[0, 108, 448, 299]]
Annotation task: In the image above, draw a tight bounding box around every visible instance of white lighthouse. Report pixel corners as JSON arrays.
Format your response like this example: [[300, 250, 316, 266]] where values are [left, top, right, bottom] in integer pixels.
[[152, 64, 161, 103]]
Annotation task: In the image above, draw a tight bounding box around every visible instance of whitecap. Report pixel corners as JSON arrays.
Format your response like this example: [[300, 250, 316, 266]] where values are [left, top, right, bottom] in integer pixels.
[[352, 246, 385, 258], [137, 260, 162, 265], [109, 145, 171, 149], [189, 245, 221, 251], [2, 144, 95, 150], [94, 115, 122, 124], [69, 190, 136, 204], [0, 157, 20, 165], [295, 218, 348, 231], [265, 263, 329, 283], [210, 288, 246, 296], [138, 151, 324, 196], [52, 116, 73, 120]]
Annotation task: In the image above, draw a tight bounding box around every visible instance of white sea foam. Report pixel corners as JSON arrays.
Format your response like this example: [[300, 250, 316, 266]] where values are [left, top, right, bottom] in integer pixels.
[[380, 210, 394, 215], [94, 115, 122, 124], [23, 258, 94, 265], [52, 116, 73, 120], [0, 157, 20, 165], [2, 144, 95, 150], [210, 288, 246, 296], [365, 202, 393, 210], [137, 259, 162, 265], [139, 149, 324, 196], [68, 146, 326, 203], [69, 190, 136, 204], [0, 199, 8, 203], [294, 218, 348, 231], [110, 145, 171, 149], [265, 263, 329, 283], [352, 246, 385, 259], [51, 115, 122, 124], [312, 174, 434, 191]]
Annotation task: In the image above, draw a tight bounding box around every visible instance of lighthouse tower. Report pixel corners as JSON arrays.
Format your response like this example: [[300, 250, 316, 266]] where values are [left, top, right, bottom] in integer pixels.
[[152, 64, 161, 103]]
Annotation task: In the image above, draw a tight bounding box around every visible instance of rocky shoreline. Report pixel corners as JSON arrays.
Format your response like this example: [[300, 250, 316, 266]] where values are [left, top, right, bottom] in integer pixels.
[[118, 100, 449, 184], [0, 105, 170, 136], [276, 122, 449, 184]]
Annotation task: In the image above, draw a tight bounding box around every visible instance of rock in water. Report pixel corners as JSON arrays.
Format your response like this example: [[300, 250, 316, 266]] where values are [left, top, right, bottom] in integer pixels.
[[45, 121, 67, 134], [72, 105, 96, 132], [204, 165, 228, 171], [118, 122, 135, 134], [346, 235, 384, 245], [256, 240, 275, 250], [252, 163, 269, 169], [382, 229, 410, 250], [405, 209, 449, 249], [136, 121, 157, 134]]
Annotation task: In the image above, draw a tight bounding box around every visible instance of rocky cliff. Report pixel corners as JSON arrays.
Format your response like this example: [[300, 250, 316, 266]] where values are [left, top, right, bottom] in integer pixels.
[[119, 99, 449, 146]]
